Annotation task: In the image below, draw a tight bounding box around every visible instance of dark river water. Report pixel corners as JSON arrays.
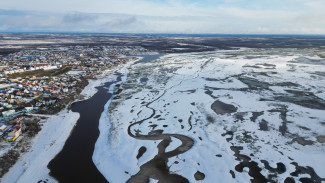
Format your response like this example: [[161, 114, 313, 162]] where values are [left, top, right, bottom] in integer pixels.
[[132, 54, 163, 65], [48, 55, 161, 183], [47, 72, 122, 183]]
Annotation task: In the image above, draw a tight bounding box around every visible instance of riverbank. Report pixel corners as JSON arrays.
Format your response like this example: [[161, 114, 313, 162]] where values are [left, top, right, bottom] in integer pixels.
[[47, 72, 123, 182], [0, 61, 136, 183]]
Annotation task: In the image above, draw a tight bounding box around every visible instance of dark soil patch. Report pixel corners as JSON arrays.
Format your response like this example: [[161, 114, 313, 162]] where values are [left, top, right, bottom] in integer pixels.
[[261, 160, 286, 174], [250, 111, 264, 122], [237, 76, 270, 90], [149, 124, 158, 130], [291, 137, 314, 146], [274, 82, 300, 87], [243, 65, 262, 69], [206, 115, 215, 123], [136, 146, 147, 159], [231, 146, 268, 183], [316, 136, 325, 143], [290, 162, 325, 183], [259, 119, 269, 131], [194, 171, 205, 181], [222, 131, 234, 142], [273, 90, 325, 110], [297, 125, 311, 131], [230, 170, 236, 178], [140, 77, 148, 83], [284, 177, 295, 183], [211, 100, 237, 115], [154, 115, 161, 119]]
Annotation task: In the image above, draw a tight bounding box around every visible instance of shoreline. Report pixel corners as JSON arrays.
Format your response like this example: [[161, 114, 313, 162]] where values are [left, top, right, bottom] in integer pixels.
[[0, 61, 136, 183], [47, 71, 123, 182], [93, 55, 166, 182]]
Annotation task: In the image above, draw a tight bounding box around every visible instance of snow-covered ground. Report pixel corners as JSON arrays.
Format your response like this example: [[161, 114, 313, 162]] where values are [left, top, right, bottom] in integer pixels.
[[2, 50, 324, 183], [96, 49, 325, 182], [0, 62, 133, 183]]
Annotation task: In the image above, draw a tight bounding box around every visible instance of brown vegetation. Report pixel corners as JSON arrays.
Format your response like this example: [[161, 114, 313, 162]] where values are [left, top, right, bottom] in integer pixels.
[[0, 149, 20, 177], [7, 66, 73, 79]]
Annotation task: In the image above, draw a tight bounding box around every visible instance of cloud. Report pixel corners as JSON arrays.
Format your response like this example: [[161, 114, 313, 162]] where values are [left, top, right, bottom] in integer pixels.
[[0, 24, 9, 31], [0, 9, 28, 16], [303, 0, 325, 9], [102, 16, 137, 29], [62, 12, 98, 24], [0, 10, 62, 32], [0, 0, 325, 34]]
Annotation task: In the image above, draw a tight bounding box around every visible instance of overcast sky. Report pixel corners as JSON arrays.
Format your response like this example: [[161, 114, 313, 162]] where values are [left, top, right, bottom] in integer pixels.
[[0, 0, 325, 34]]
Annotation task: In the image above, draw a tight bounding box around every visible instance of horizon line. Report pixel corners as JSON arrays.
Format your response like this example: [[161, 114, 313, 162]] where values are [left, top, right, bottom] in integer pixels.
[[1, 31, 325, 36]]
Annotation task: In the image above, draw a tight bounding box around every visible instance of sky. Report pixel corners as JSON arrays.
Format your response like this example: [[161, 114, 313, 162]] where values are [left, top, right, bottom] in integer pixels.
[[0, 0, 325, 34]]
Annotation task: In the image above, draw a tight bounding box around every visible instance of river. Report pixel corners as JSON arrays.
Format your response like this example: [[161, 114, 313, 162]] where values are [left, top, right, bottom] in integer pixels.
[[47, 55, 162, 183]]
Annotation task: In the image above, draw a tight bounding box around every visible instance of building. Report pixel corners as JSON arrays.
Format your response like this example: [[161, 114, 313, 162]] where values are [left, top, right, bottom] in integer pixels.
[[7, 122, 22, 141], [0, 124, 7, 131]]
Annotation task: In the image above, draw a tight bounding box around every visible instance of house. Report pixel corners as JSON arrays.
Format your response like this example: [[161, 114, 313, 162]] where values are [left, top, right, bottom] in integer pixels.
[[2, 110, 16, 117], [13, 116, 24, 123], [0, 125, 7, 131], [7, 126, 22, 141]]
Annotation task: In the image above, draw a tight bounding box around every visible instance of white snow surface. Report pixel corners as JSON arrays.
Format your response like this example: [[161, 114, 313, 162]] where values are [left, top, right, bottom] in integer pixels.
[[94, 49, 325, 183]]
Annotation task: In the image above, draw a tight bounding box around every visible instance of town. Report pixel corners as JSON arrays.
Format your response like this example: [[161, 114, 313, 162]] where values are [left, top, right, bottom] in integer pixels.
[[0, 45, 148, 143]]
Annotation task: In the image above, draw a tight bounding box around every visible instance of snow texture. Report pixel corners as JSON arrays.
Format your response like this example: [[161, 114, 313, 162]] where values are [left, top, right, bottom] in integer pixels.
[[95, 49, 325, 183]]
